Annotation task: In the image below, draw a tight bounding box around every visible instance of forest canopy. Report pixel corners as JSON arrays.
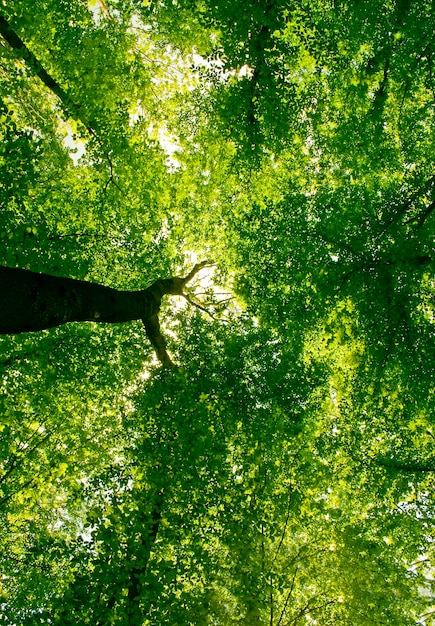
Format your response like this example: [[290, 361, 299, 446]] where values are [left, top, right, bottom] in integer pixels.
[[0, 1, 434, 624]]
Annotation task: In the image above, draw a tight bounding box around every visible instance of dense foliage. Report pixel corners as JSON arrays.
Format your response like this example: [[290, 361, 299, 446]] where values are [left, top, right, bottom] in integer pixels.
[[0, 1, 434, 623]]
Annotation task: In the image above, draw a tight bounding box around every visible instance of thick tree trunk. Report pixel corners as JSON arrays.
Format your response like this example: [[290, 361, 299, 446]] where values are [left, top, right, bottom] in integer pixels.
[[0, 266, 159, 333], [0, 261, 210, 364], [0, 265, 181, 364]]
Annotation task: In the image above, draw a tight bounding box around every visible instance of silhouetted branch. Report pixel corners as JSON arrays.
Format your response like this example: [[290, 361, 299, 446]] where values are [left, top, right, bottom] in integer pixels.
[[277, 567, 298, 626], [373, 458, 435, 473], [181, 261, 215, 286], [0, 14, 123, 190], [403, 200, 435, 227], [142, 313, 175, 367]]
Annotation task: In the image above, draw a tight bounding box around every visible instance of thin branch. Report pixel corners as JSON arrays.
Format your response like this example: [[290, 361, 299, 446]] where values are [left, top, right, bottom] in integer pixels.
[[182, 293, 224, 321], [181, 261, 215, 286], [284, 599, 335, 626], [277, 567, 298, 626], [0, 15, 76, 115], [403, 200, 435, 227], [0, 477, 35, 509], [380, 174, 435, 234], [269, 573, 274, 626], [194, 291, 232, 297], [212, 297, 234, 307], [0, 15, 124, 192], [102, 151, 123, 194], [267, 483, 293, 574], [0, 428, 54, 486]]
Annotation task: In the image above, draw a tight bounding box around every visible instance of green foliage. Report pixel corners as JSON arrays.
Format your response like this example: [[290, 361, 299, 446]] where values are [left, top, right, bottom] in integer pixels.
[[0, 0, 434, 623]]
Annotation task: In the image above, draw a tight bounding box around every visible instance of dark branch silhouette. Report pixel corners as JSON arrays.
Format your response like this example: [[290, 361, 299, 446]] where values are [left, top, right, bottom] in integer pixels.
[[0, 14, 122, 189], [126, 488, 164, 620], [0, 14, 91, 132], [0, 262, 212, 366]]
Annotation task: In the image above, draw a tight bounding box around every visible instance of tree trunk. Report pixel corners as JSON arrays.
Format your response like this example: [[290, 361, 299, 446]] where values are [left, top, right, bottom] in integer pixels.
[[0, 262, 209, 364], [0, 266, 182, 364], [0, 266, 160, 333]]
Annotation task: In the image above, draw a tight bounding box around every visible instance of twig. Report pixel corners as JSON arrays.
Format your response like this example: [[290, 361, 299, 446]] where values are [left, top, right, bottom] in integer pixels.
[[181, 261, 215, 286], [267, 483, 293, 575], [277, 568, 298, 626], [213, 297, 234, 307], [183, 293, 224, 321], [194, 291, 232, 297]]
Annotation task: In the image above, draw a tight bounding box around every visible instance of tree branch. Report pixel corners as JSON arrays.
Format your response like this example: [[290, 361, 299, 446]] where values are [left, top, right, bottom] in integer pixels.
[[142, 314, 175, 367], [0, 14, 123, 189], [373, 457, 435, 473], [277, 567, 298, 626], [0, 15, 89, 129], [180, 261, 215, 287], [403, 200, 435, 227], [126, 489, 164, 614]]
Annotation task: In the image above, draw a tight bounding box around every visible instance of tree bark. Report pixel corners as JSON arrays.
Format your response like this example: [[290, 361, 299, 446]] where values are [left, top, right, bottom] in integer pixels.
[[0, 266, 180, 364]]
